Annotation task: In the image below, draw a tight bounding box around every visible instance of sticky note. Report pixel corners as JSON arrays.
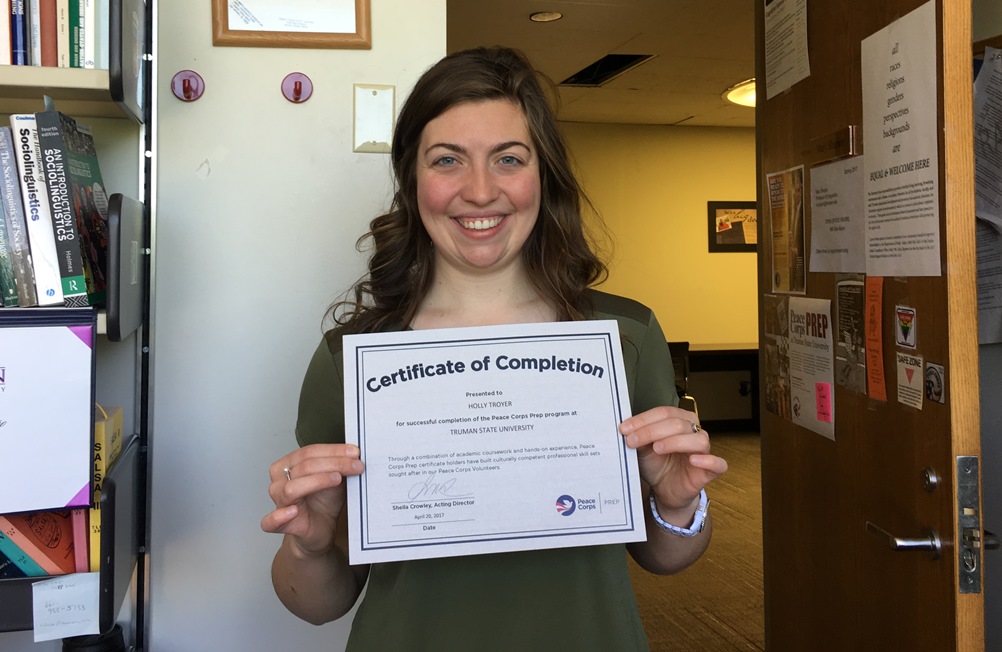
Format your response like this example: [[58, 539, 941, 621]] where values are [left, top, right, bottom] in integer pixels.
[[32, 572, 100, 642], [816, 382, 833, 422]]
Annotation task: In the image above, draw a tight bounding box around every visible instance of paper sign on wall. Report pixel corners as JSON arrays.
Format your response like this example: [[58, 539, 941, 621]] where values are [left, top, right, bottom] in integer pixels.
[[788, 297, 835, 439], [896, 352, 924, 409], [32, 572, 100, 641]]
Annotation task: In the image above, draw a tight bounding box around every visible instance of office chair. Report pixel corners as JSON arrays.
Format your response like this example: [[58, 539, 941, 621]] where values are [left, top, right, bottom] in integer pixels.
[[666, 341, 699, 418]]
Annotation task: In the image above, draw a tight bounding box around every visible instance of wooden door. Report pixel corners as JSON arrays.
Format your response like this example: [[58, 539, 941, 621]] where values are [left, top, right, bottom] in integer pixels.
[[755, 1, 984, 650]]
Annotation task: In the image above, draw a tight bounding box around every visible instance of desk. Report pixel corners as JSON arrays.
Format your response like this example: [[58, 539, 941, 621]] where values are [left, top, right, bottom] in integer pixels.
[[688, 343, 759, 431]]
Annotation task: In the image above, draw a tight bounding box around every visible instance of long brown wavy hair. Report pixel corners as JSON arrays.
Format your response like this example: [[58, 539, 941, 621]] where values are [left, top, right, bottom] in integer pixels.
[[330, 46, 608, 333]]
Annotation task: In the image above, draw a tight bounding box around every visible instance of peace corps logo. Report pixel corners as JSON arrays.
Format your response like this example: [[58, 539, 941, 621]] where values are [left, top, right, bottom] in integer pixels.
[[556, 495, 576, 516]]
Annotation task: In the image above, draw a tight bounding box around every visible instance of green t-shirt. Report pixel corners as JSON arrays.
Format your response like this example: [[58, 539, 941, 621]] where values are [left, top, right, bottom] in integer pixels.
[[296, 289, 678, 651]]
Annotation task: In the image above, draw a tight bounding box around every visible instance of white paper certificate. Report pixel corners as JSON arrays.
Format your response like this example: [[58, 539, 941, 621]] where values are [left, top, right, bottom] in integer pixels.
[[344, 320, 647, 564]]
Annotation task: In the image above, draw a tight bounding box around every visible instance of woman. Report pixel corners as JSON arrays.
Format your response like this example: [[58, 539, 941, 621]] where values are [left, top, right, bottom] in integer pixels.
[[262, 46, 728, 650]]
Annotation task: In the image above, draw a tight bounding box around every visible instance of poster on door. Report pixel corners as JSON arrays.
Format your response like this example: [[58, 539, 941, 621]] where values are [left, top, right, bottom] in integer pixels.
[[768, 165, 807, 294], [763, 0, 811, 99], [835, 276, 866, 394], [788, 297, 835, 439], [762, 293, 791, 420], [861, 0, 942, 277]]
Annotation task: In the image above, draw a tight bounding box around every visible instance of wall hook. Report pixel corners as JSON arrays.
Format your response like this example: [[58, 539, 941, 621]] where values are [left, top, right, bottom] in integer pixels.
[[282, 72, 313, 103], [171, 70, 205, 102]]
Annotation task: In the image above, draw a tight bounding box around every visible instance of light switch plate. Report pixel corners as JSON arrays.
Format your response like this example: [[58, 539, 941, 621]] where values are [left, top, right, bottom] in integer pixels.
[[353, 84, 395, 153]]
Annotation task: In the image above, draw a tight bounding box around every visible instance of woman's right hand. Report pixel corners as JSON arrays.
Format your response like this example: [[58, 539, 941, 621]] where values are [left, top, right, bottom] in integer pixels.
[[261, 444, 365, 557]]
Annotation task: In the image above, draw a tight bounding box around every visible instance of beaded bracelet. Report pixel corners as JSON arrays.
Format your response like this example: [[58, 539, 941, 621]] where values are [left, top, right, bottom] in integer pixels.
[[649, 488, 709, 537]]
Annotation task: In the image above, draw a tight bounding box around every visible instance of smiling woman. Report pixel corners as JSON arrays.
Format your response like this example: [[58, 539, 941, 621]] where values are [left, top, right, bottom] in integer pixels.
[[261, 45, 728, 651], [415, 100, 542, 285]]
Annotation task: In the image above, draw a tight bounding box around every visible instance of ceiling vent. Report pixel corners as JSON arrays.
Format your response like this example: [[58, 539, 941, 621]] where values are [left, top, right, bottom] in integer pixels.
[[559, 54, 655, 87]]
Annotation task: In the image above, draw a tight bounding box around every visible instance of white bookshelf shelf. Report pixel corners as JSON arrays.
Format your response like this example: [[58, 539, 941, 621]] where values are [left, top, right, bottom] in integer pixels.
[[0, 65, 133, 119]]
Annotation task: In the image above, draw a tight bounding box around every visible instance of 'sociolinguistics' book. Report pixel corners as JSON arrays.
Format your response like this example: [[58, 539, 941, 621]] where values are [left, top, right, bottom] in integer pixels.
[[35, 107, 108, 306], [0, 127, 38, 306], [10, 114, 64, 305]]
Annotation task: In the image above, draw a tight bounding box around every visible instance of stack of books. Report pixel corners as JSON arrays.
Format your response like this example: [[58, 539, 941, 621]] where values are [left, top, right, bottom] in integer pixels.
[[0, 0, 109, 68], [0, 404, 122, 578], [0, 105, 111, 308]]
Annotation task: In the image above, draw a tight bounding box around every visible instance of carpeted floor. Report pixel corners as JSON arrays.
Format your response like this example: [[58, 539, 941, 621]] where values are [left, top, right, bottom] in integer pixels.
[[629, 431, 765, 651]]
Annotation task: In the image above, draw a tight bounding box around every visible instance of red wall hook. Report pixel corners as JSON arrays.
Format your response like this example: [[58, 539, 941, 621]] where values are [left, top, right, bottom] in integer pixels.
[[282, 72, 313, 103], [171, 70, 205, 102]]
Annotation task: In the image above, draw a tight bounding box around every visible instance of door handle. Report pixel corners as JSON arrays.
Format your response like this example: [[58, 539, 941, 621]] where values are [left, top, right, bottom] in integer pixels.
[[866, 521, 942, 559]]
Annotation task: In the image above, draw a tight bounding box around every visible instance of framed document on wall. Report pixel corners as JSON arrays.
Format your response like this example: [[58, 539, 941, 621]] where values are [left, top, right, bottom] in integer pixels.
[[212, 0, 372, 49], [708, 201, 758, 253]]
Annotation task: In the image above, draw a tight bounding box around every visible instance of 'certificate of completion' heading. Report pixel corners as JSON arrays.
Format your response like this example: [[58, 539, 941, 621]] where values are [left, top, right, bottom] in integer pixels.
[[344, 320, 646, 564]]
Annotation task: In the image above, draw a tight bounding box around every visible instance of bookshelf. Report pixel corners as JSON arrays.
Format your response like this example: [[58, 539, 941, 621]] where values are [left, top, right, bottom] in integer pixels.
[[0, 0, 151, 643], [0, 66, 126, 117]]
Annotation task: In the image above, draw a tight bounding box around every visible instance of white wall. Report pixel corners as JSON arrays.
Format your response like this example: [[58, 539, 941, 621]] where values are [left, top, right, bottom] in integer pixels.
[[150, 1, 445, 649]]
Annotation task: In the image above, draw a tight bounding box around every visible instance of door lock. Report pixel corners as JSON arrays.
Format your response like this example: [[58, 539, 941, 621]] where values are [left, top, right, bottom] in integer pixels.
[[957, 456, 982, 594]]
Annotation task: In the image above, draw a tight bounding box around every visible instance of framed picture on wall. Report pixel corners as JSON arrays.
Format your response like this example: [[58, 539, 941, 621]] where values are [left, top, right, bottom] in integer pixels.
[[708, 201, 757, 253], [212, 0, 371, 49]]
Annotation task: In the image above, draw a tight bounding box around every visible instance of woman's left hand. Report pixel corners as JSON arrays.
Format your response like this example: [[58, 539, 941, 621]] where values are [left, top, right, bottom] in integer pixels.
[[620, 406, 728, 516]]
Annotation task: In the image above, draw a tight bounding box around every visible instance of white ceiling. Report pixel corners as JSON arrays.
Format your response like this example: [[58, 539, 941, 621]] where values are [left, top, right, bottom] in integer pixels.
[[446, 0, 757, 127]]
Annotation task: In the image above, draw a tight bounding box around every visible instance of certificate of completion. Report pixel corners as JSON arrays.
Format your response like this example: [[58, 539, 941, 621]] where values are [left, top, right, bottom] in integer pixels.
[[344, 320, 647, 564]]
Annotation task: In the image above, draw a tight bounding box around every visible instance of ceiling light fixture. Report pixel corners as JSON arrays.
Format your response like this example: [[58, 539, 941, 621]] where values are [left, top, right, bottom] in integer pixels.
[[529, 11, 563, 23], [723, 78, 756, 108]]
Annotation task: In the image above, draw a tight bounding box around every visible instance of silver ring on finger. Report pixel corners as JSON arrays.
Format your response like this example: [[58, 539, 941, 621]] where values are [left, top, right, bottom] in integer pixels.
[[283, 467, 293, 482], [690, 421, 702, 434]]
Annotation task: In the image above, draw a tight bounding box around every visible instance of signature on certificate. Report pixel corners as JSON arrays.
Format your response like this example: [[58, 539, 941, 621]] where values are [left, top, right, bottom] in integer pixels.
[[407, 471, 473, 501]]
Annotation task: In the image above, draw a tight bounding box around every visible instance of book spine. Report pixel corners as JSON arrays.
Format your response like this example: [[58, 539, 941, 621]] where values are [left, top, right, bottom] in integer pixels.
[[35, 110, 90, 305], [71, 508, 88, 572], [0, 3, 12, 66], [0, 530, 48, 577], [55, 0, 70, 67], [28, 0, 41, 65], [0, 547, 29, 578], [63, 118, 108, 305], [80, 0, 93, 68], [39, 0, 57, 66], [90, 405, 122, 572], [11, 0, 29, 65], [0, 190, 18, 306], [10, 114, 63, 305], [0, 512, 75, 575], [68, 0, 80, 67], [0, 127, 38, 306], [93, 0, 106, 69]]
